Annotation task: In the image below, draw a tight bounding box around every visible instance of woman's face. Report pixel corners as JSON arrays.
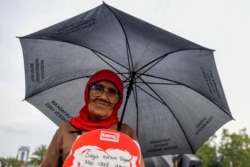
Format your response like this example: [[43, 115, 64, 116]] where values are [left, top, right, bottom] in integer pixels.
[[88, 80, 120, 119]]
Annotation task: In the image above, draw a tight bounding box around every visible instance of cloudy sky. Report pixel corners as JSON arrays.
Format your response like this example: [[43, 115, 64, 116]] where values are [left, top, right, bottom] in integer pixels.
[[1, 0, 249, 157]]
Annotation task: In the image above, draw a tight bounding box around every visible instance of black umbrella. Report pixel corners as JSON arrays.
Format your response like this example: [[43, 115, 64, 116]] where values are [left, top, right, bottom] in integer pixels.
[[19, 3, 233, 158]]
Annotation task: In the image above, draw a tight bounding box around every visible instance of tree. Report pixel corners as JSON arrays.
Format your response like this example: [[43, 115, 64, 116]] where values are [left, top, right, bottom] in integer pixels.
[[218, 128, 250, 167], [0, 156, 23, 167], [28, 144, 47, 166], [196, 135, 220, 167], [196, 128, 250, 167]]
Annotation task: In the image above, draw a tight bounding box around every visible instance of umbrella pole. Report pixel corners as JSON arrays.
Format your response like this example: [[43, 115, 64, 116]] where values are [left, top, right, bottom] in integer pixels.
[[118, 72, 135, 131]]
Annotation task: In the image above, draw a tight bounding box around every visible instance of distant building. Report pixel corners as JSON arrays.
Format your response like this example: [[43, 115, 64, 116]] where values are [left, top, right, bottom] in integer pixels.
[[17, 146, 30, 162]]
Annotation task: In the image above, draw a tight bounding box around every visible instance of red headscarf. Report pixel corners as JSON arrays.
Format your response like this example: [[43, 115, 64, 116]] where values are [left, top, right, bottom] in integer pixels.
[[69, 69, 124, 131]]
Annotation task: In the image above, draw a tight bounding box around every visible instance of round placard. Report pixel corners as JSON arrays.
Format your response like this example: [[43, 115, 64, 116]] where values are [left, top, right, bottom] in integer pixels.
[[63, 129, 142, 167]]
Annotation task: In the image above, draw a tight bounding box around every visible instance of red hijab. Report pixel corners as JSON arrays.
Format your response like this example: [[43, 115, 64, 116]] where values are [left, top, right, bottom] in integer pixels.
[[69, 69, 124, 131]]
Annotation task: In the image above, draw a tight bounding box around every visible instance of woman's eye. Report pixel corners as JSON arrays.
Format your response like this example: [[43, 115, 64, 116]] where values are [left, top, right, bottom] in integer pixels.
[[95, 86, 104, 91], [109, 89, 117, 95]]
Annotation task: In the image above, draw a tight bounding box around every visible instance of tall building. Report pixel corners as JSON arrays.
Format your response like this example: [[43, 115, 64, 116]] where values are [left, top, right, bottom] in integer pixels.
[[17, 146, 30, 162]]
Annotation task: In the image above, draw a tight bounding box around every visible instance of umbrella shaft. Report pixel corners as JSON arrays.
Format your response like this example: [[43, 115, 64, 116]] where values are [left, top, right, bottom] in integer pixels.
[[118, 72, 135, 131]]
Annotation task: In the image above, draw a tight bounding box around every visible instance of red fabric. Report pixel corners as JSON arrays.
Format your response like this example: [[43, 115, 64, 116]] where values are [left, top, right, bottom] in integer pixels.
[[70, 69, 124, 131]]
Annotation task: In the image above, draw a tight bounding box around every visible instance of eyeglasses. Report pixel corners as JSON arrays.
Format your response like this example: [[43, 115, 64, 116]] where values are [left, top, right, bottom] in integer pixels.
[[89, 84, 121, 101]]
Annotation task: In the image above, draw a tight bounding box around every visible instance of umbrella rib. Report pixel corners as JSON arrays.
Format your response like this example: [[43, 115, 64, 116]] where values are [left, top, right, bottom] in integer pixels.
[[24, 75, 92, 99], [91, 50, 128, 72], [139, 73, 233, 119], [104, 3, 135, 73], [133, 47, 232, 120], [105, 3, 139, 131], [137, 48, 211, 73], [21, 43, 132, 99], [134, 49, 232, 139], [24, 71, 131, 100], [137, 77, 173, 108], [137, 76, 196, 153], [135, 74, 232, 153], [25, 72, 133, 100]]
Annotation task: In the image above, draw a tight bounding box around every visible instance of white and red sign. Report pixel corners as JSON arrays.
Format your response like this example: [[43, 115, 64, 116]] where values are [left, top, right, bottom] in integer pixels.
[[63, 129, 142, 167]]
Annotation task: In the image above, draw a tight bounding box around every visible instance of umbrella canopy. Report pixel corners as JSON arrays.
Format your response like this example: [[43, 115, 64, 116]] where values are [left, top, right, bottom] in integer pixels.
[[19, 3, 233, 158]]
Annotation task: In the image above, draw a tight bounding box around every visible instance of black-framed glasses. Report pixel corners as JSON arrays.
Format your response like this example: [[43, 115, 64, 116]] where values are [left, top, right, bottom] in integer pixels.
[[89, 84, 121, 101]]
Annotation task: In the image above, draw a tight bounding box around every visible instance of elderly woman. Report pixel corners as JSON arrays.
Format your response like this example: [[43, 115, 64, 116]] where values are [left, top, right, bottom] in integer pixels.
[[41, 69, 144, 167]]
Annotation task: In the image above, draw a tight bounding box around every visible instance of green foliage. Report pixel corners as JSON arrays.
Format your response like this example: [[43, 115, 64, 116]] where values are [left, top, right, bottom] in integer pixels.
[[196, 128, 250, 167], [28, 144, 47, 166], [0, 156, 24, 167], [218, 128, 250, 167], [0, 144, 47, 167], [196, 135, 220, 167]]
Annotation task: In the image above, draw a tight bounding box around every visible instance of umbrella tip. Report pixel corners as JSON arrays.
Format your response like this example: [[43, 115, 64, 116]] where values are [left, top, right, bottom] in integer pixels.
[[102, 1, 109, 6]]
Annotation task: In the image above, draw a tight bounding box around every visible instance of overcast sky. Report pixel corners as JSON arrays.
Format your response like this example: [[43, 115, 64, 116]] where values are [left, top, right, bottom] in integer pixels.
[[1, 0, 250, 157]]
